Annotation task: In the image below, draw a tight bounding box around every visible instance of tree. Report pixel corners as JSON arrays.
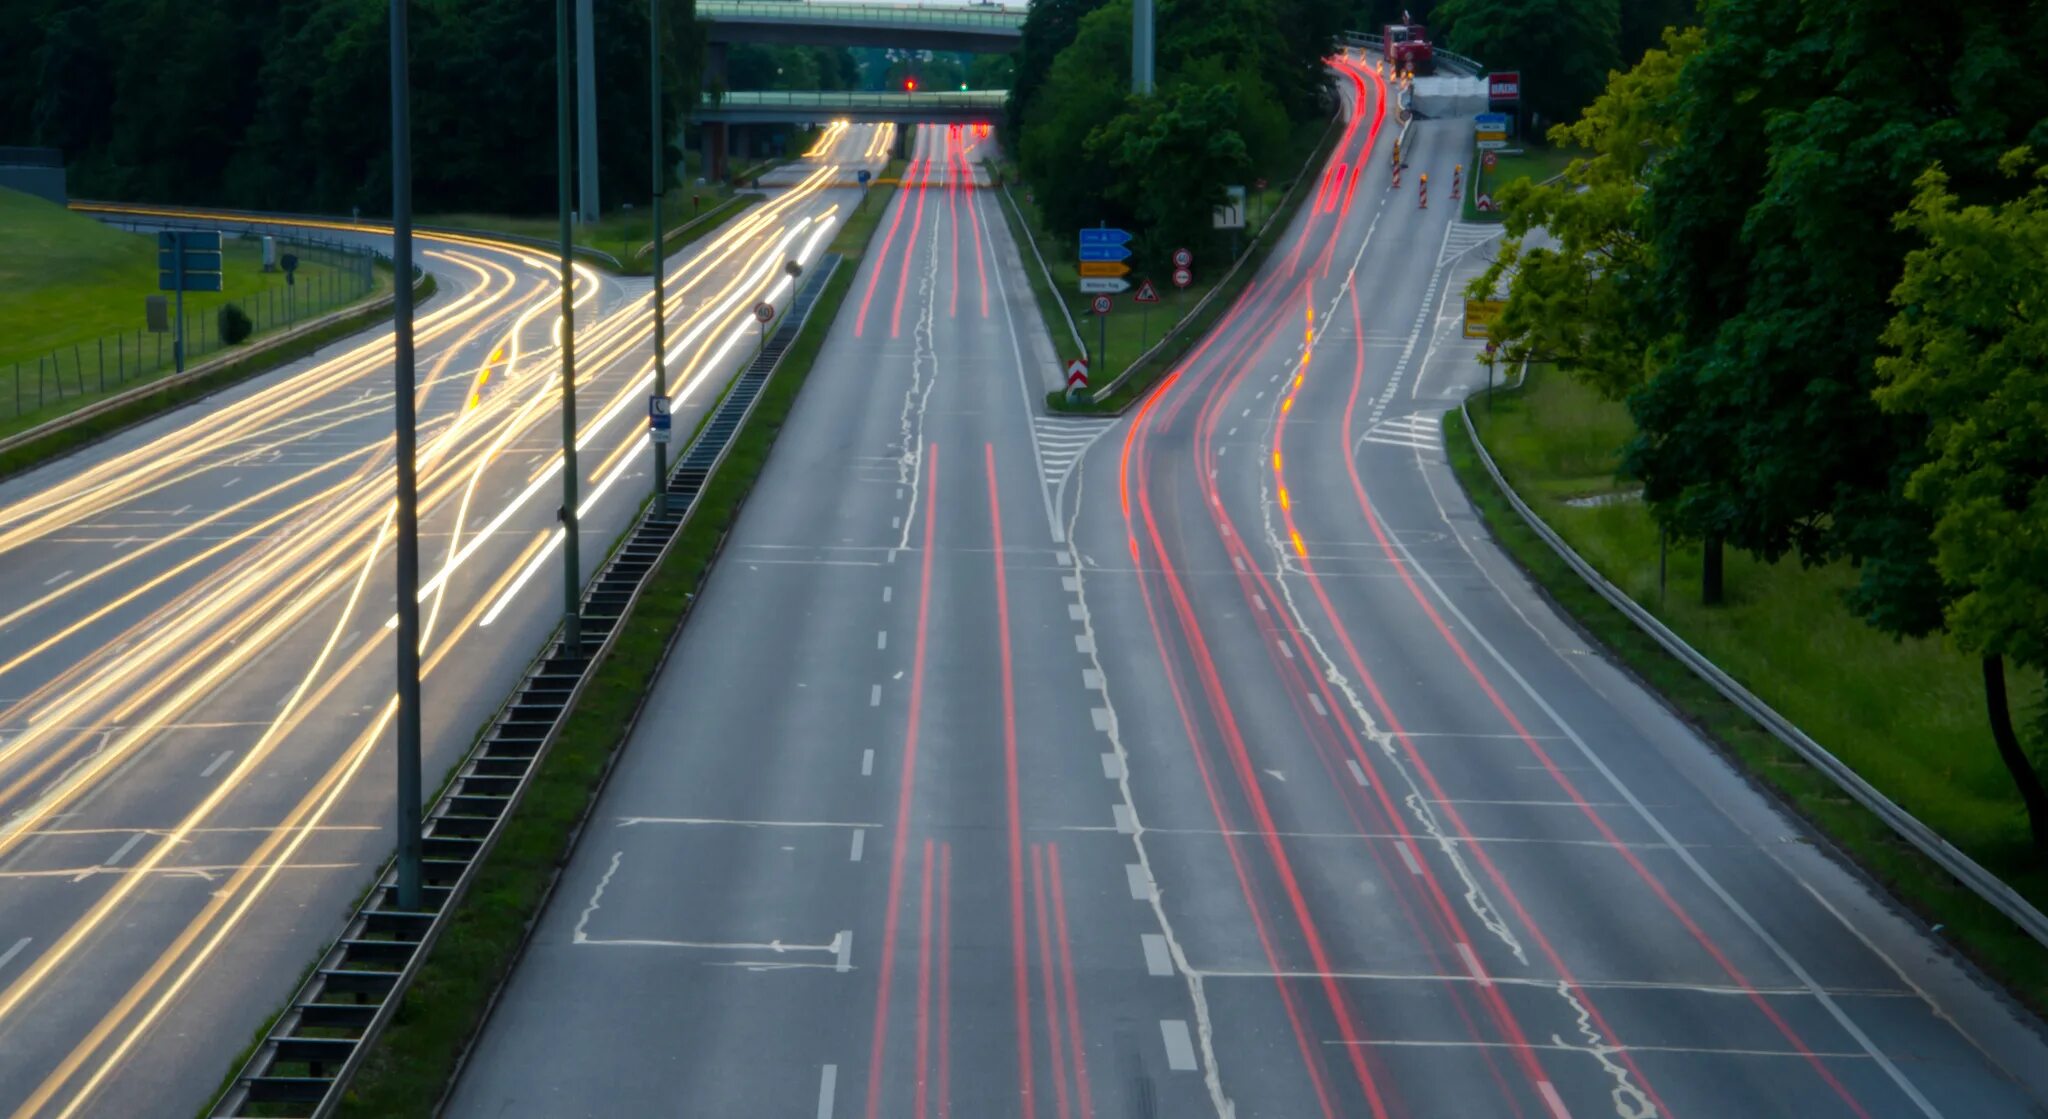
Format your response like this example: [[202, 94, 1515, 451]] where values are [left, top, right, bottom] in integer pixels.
[[1875, 153, 2048, 859], [1088, 81, 1252, 261], [1019, 0, 1134, 237], [1618, 0, 1693, 66], [1008, 0, 1111, 141], [1434, 0, 1622, 126], [1469, 25, 1698, 401]]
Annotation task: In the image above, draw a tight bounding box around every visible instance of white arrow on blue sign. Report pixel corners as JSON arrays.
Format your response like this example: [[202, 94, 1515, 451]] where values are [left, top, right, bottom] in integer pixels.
[[1079, 228, 1133, 247], [1474, 112, 1509, 128], [1078, 244, 1133, 262]]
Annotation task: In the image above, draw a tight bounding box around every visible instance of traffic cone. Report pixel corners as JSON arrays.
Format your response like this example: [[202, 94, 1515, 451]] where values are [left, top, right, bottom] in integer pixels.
[[1451, 164, 1463, 201]]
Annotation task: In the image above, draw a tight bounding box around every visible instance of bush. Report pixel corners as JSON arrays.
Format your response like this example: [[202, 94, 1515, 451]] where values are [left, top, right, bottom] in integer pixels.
[[218, 302, 253, 344]]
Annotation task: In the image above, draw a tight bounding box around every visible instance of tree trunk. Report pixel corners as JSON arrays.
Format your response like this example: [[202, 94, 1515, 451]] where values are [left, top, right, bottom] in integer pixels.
[[1984, 655, 2048, 860], [1701, 533, 1724, 606]]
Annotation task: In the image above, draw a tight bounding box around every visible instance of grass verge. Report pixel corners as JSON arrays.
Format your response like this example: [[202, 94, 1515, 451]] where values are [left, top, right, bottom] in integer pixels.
[[425, 188, 754, 276], [329, 162, 903, 1119], [1463, 142, 1579, 222], [0, 268, 429, 482], [1443, 366, 2048, 1012]]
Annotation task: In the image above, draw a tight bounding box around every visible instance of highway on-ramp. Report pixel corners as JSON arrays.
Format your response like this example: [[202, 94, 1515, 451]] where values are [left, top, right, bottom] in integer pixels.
[[0, 122, 888, 1119], [447, 62, 2048, 1119]]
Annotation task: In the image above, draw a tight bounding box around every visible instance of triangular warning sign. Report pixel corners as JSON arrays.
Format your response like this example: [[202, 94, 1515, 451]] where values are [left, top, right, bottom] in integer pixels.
[[1134, 279, 1161, 303]]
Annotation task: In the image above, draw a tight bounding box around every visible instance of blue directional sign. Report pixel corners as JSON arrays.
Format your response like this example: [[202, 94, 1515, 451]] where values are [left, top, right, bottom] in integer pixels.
[[1079, 227, 1133, 248], [158, 230, 225, 293], [1474, 112, 1510, 130], [1079, 243, 1133, 263]]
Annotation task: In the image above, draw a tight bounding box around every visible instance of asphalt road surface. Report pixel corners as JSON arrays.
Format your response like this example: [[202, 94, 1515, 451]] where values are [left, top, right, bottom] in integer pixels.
[[449, 64, 2048, 1119], [0, 122, 887, 1119]]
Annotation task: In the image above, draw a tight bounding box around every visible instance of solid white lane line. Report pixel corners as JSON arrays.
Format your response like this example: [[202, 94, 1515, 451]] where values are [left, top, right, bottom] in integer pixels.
[[861, 749, 875, 776], [0, 938, 30, 972], [1345, 759, 1369, 787], [876, 630, 887, 650], [1162, 1020, 1198, 1071], [816, 1064, 838, 1119], [1126, 863, 1153, 900], [1101, 753, 1124, 780], [41, 570, 72, 586], [870, 684, 882, 707], [849, 829, 865, 862], [1142, 934, 1174, 976], [200, 750, 235, 778]]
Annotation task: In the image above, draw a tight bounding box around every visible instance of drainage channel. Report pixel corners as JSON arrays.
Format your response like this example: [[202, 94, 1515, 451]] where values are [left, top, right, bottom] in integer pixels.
[[208, 256, 843, 1118]]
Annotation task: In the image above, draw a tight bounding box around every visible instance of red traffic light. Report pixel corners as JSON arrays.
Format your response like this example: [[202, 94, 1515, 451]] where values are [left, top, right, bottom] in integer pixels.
[[905, 77, 917, 91]]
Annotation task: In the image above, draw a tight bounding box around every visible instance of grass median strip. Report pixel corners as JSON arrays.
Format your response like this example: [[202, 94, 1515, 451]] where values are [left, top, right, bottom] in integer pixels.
[[1442, 368, 2048, 1012], [330, 169, 901, 1119]]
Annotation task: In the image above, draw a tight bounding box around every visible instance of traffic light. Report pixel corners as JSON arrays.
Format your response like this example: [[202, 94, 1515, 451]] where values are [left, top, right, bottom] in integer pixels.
[[905, 76, 917, 91]]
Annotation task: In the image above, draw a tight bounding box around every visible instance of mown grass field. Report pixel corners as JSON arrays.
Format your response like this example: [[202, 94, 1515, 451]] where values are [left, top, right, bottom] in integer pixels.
[[1451, 364, 2048, 1008]]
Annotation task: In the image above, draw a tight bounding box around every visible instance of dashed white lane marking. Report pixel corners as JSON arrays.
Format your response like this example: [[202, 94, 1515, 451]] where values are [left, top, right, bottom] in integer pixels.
[[860, 749, 875, 776], [1396, 841, 1423, 876], [1091, 707, 1112, 732], [876, 630, 888, 650], [849, 829, 865, 862], [106, 832, 148, 865], [200, 750, 235, 777], [1307, 694, 1327, 717], [1062, 575, 1080, 591], [1345, 759, 1369, 787], [1142, 933, 1174, 976], [1069, 603, 1086, 620], [1537, 1080, 1570, 1119], [882, 586, 892, 603], [1113, 804, 1137, 834], [111, 536, 137, 550], [1075, 634, 1094, 653], [816, 1064, 839, 1118], [835, 931, 853, 973], [892, 516, 901, 530], [170, 504, 190, 517], [1082, 668, 1104, 690], [1231, 556, 1245, 573], [1251, 594, 1267, 612], [1455, 941, 1489, 987], [869, 685, 882, 707], [221, 477, 241, 489], [1126, 863, 1154, 900], [1054, 550, 1071, 565], [1101, 753, 1124, 779], [1162, 1020, 1198, 1071], [1276, 641, 1294, 659], [41, 570, 72, 586], [0, 938, 30, 972]]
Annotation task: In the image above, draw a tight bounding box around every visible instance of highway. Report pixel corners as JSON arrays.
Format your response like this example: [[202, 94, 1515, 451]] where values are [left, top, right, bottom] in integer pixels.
[[0, 121, 888, 1119], [450, 61, 2048, 1119]]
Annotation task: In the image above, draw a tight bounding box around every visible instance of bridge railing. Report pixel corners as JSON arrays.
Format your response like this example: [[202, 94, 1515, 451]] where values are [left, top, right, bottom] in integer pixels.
[[1335, 29, 1483, 75], [698, 0, 1024, 31], [705, 89, 1008, 109]]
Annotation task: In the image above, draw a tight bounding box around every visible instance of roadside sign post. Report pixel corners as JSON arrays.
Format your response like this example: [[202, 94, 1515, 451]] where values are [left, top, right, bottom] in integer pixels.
[[649, 394, 672, 444], [157, 230, 223, 374], [651, 0, 670, 515], [388, 0, 424, 911], [755, 300, 775, 353], [1064, 357, 1089, 404], [1092, 293, 1111, 373], [1134, 278, 1160, 349]]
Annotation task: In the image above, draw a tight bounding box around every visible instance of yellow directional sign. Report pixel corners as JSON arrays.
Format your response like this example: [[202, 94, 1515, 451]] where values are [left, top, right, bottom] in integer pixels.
[[1078, 260, 1131, 278], [1463, 298, 1506, 338]]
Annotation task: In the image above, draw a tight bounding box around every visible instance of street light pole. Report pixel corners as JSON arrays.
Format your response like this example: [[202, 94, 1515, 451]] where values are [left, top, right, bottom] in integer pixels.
[[650, 0, 669, 515], [388, 0, 424, 913], [557, 0, 584, 657]]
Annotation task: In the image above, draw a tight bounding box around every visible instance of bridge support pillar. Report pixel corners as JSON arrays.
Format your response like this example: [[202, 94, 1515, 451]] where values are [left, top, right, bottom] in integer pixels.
[[705, 120, 729, 183], [896, 120, 914, 159]]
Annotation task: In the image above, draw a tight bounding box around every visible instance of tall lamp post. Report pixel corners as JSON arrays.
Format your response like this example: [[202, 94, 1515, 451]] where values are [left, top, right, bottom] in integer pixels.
[[388, 0, 424, 911], [557, 0, 584, 656], [650, 0, 669, 515]]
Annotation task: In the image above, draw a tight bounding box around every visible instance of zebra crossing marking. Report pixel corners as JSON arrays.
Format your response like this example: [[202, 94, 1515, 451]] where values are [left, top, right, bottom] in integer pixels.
[[1033, 415, 1118, 493], [1357, 412, 1445, 453]]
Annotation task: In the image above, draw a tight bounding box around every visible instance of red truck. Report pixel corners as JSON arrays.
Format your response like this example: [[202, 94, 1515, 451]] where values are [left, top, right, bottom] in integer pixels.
[[1382, 14, 1437, 76]]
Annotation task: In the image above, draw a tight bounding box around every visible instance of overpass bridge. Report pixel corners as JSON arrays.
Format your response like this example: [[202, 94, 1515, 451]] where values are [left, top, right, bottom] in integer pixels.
[[698, 0, 1023, 52], [698, 90, 1005, 179]]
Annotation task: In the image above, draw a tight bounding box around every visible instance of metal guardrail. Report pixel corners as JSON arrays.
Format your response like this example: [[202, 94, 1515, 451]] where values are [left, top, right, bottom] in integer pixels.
[[1457, 396, 2048, 951], [995, 176, 1087, 361], [700, 0, 1024, 32], [207, 257, 845, 1119], [1335, 29, 1482, 75]]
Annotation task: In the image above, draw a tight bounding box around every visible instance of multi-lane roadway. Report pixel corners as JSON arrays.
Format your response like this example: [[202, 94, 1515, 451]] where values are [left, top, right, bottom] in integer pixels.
[[447, 59, 2048, 1119], [0, 122, 888, 1119]]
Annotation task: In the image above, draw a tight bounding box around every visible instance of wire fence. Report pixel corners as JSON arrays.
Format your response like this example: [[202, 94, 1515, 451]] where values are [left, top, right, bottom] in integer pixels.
[[2, 234, 376, 423]]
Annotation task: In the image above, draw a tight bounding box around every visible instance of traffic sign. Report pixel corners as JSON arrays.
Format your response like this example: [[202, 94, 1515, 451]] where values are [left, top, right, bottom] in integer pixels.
[[649, 394, 673, 443], [1091, 294, 1113, 315], [1134, 279, 1160, 303], [157, 230, 224, 293], [1488, 71, 1522, 102], [1477, 137, 1509, 151], [1172, 267, 1193, 289], [1463, 298, 1506, 338], [857, 168, 872, 185], [1171, 247, 1192, 269], [1078, 243, 1133, 262], [1474, 112, 1509, 130], [1482, 150, 1499, 171], [1066, 358, 1089, 388], [159, 249, 223, 273], [1078, 277, 1130, 294], [1078, 260, 1130, 278], [754, 302, 775, 323], [1079, 227, 1133, 248], [1213, 185, 1246, 230], [1475, 193, 1495, 212]]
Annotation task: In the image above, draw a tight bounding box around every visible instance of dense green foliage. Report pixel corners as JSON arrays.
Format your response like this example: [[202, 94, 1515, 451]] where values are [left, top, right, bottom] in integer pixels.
[[0, 0, 701, 215], [1435, 0, 1620, 127], [1011, 0, 1331, 270], [1478, 0, 2048, 854]]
